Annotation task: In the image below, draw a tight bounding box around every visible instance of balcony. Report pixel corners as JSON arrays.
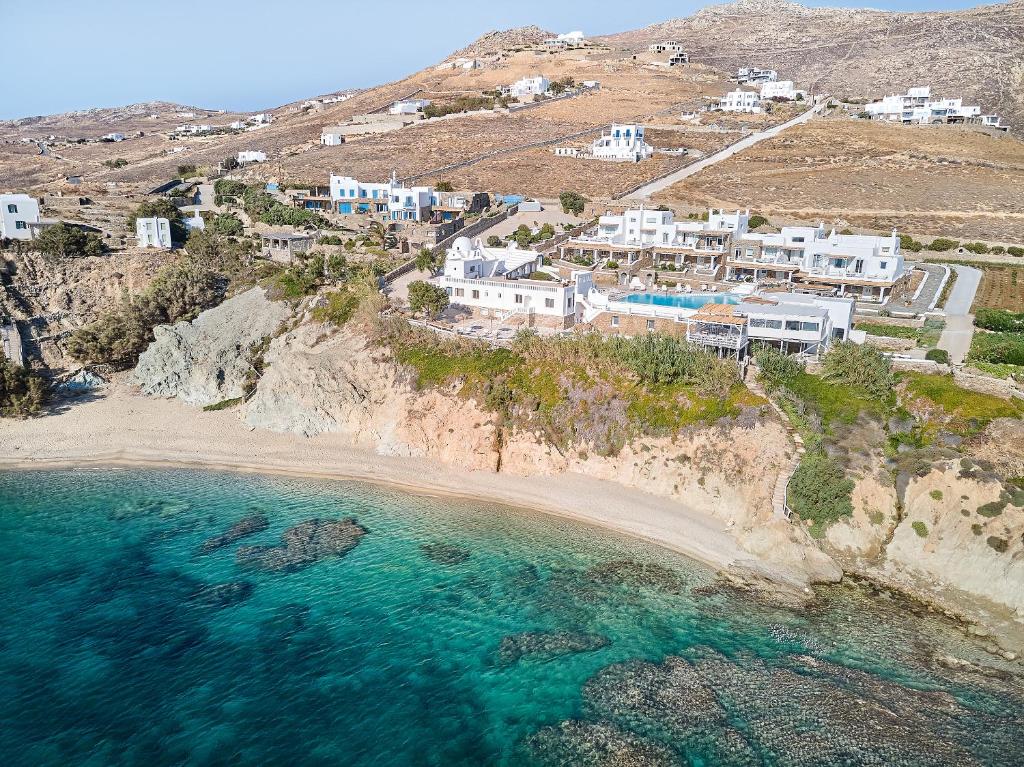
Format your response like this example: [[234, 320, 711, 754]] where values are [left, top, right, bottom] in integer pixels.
[[687, 326, 746, 349]]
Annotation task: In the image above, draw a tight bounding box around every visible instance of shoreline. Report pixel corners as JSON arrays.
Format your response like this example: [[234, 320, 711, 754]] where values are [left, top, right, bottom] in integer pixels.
[[0, 383, 796, 591]]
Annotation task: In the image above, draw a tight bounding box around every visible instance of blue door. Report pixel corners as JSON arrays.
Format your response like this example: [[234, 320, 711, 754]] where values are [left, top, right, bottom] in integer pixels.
[[339, 202, 352, 214]]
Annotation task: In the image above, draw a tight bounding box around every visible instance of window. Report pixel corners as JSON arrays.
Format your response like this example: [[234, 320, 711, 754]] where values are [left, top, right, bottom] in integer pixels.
[[471, 290, 480, 299], [611, 315, 620, 327], [792, 236, 805, 243], [879, 261, 887, 270], [785, 320, 801, 331], [800, 322, 819, 332], [514, 294, 523, 304], [15, 221, 27, 230], [544, 298, 555, 309], [454, 288, 464, 297], [7, 204, 16, 213], [750, 318, 782, 330], [646, 319, 655, 331]]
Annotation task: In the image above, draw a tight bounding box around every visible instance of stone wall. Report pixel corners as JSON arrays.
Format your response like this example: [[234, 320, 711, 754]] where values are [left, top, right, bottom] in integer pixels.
[[578, 311, 686, 338]]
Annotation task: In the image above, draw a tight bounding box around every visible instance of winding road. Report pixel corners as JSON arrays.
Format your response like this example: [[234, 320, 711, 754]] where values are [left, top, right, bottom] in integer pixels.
[[625, 101, 828, 200]]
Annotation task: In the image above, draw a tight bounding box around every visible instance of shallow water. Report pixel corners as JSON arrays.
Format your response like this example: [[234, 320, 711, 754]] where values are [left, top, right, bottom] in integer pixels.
[[0, 469, 1021, 766]]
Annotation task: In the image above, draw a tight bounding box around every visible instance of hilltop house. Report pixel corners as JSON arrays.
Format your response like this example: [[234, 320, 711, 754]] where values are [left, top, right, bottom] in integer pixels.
[[0, 194, 40, 241], [543, 31, 586, 49], [237, 150, 267, 164], [329, 173, 435, 222], [649, 41, 686, 54], [437, 237, 591, 329], [668, 52, 689, 66], [102, 132, 125, 142], [136, 217, 173, 249], [718, 90, 761, 113], [320, 129, 346, 146], [261, 231, 313, 264], [389, 99, 432, 115], [436, 57, 481, 70], [760, 81, 805, 101], [737, 67, 777, 84], [864, 86, 1006, 129], [510, 76, 551, 100], [578, 290, 855, 358]]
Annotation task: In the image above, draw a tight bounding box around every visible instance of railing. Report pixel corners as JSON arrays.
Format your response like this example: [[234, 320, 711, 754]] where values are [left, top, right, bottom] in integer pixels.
[[687, 329, 746, 349]]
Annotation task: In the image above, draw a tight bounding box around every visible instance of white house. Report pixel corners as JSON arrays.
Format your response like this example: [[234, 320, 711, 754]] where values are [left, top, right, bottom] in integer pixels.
[[0, 194, 40, 241], [237, 150, 267, 164], [760, 81, 804, 101], [591, 124, 653, 162], [510, 76, 550, 100], [389, 99, 432, 115], [329, 172, 435, 221], [544, 31, 586, 49], [248, 113, 273, 126], [136, 217, 173, 249], [437, 237, 588, 326], [649, 41, 686, 54], [737, 67, 777, 84], [719, 90, 761, 113], [864, 86, 1004, 128], [320, 129, 346, 146], [102, 132, 125, 142]]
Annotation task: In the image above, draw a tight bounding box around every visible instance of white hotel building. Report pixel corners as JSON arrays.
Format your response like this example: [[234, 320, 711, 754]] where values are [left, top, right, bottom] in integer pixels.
[[718, 90, 762, 113], [865, 86, 1005, 129], [437, 237, 590, 328]]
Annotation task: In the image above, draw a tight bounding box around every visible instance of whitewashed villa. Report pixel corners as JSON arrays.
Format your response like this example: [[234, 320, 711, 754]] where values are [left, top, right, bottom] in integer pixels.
[[237, 150, 267, 164], [0, 194, 40, 240], [554, 124, 653, 162], [136, 217, 173, 249], [389, 99, 432, 115], [760, 81, 805, 101], [544, 31, 586, 49], [510, 76, 551, 100], [865, 86, 1006, 129], [737, 67, 777, 84], [718, 90, 762, 113], [329, 173, 435, 222]]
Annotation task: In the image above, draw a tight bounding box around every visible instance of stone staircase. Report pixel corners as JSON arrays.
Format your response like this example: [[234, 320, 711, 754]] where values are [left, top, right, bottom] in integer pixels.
[[746, 373, 806, 520]]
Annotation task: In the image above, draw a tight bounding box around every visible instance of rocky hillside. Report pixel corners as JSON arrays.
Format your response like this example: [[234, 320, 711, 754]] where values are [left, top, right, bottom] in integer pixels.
[[600, 0, 1024, 129], [448, 25, 554, 60]]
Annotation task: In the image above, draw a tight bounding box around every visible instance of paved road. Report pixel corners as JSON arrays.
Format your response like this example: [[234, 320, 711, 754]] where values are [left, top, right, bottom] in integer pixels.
[[937, 264, 983, 364], [625, 101, 828, 200]]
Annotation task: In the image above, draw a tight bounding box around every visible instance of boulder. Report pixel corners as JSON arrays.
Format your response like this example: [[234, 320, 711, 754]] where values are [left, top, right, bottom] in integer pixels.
[[236, 517, 367, 573], [198, 512, 270, 555]]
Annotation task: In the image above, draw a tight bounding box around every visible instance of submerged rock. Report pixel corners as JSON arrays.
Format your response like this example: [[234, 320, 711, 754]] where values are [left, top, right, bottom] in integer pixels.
[[499, 631, 610, 663], [526, 720, 677, 767], [198, 512, 270, 554], [188, 581, 254, 609], [585, 560, 685, 594], [420, 542, 471, 565], [236, 518, 367, 573]]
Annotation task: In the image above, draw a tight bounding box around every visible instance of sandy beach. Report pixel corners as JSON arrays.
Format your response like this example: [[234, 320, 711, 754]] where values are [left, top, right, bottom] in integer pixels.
[[0, 381, 788, 585]]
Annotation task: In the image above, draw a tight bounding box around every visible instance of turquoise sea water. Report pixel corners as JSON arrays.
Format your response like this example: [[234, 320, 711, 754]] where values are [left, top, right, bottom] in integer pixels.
[[623, 293, 741, 309], [1, 469, 1022, 766]]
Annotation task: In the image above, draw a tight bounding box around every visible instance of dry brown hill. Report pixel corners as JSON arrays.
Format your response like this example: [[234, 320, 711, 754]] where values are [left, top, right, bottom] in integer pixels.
[[448, 26, 554, 60], [599, 0, 1024, 129]]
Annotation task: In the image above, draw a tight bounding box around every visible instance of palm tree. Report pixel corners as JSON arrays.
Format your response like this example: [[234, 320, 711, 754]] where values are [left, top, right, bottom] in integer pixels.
[[369, 220, 391, 250]]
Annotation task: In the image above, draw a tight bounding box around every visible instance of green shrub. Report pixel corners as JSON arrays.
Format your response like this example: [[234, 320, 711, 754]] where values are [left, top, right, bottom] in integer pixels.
[[435, 181, 453, 192], [912, 520, 929, 537], [486, 235, 502, 247], [987, 536, 1008, 553], [928, 238, 959, 252], [968, 331, 1024, 366], [963, 242, 990, 255], [976, 500, 1006, 517], [0, 359, 47, 417], [990, 246, 1005, 255], [176, 164, 197, 178], [971, 523, 982, 535], [559, 191, 587, 216], [33, 222, 104, 258], [974, 308, 1024, 333], [312, 289, 360, 327], [209, 213, 244, 237], [821, 341, 895, 399], [606, 260, 619, 269], [899, 234, 924, 253], [214, 179, 247, 197], [1008, 246, 1024, 258], [202, 397, 243, 412], [788, 453, 854, 531], [242, 187, 327, 228], [102, 158, 129, 169], [753, 343, 802, 389], [747, 214, 769, 230], [925, 348, 949, 364], [929, 489, 943, 501]]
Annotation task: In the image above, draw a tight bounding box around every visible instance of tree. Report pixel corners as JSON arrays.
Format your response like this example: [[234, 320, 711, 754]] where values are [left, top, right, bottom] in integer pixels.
[[34, 223, 104, 259], [209, 213, 244, 237], [0, 359, 47, 418], [486, 235, 503, 247], [435, 181, 453, 192], [415, 248, 437, 273], [407, 281, 449, 317], [177, 164, 197, 178], [788, 453, 854, 531], [821, 341, 895, 399], [928, 238, 959, 252], [368, 220, 393, 250], [559, 191, 587, 216], [747, 214, 769, 230], [513, 224, 533, 248]]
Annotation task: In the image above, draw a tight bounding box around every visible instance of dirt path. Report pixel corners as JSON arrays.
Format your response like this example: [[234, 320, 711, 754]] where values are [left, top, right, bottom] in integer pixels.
[[938, 264, 983, 364]]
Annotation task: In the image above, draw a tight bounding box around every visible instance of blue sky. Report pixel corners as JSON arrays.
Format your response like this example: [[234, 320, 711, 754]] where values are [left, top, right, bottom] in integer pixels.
[[1, 0, 987, 120]]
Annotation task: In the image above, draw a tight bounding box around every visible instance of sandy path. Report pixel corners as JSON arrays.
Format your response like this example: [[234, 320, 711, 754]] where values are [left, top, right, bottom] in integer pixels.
[[0, 382, 787, 585]]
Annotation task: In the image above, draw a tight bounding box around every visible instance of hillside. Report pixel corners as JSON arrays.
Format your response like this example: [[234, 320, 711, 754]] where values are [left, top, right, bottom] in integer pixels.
[[599, 0, 1024, 129]]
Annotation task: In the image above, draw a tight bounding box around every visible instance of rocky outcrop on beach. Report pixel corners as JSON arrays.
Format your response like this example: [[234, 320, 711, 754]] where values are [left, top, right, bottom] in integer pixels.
[[498, 631, 610, 663], [198, 512, 270, 555], [236, 517, 367, 573], [134, 287, 290, 408]]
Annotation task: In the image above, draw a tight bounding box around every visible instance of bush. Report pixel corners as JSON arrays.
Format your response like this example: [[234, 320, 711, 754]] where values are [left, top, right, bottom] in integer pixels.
[[408, 281, 449, 317], [266, 254, 328, 301], [102, 158, 129, 169], [209, 213, 244, 237], [912, 521, 929, 538], [753, 343, 802, 388], [0, 359, 47, 417], [990, 246, 1005, 255], [820, 341, 895, 399], [899, 233, 924, 253], [788, 453, 854, 530], [605, 260, 619, 269], [963, 242, 990, 255], [486, 235, 502, 247], [242, 187, 327, 228], [976, 500, 1006, 517], [415, 248, 438, 273], [177, 164, 197, 178], [33, 222, 104, 259], [1008, 246, 1024, 258], [214, 179, 247, 197], [435, 181, 453, 192], [67, 258, 224, 368], [312, 289, 360, 327], [928, 238, 959, 252], [968, 331, 1024, 366], [423, 96, 495, 118], [747, 214, 769, 230], [925, 348, 950, 364], [559, 191, 587, 216], [973, 308, 1024, 333]]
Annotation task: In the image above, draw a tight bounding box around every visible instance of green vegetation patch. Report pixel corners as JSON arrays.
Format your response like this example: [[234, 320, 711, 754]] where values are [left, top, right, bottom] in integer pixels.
[[912, 521, 929, 538], [929, 489, 943, 501], [203, 397, 243, 412], [788, 453, 854, 537], [857, 322, 921, 341], [976, 500, 1006, 518], [987, 536, 1008, 553], [968, 331, 1024, 367], [902, 372, 1024, 428], [0, 359, 47, 418]]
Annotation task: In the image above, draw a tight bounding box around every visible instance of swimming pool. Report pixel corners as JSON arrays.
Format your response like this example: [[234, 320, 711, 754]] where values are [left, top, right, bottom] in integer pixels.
[[622, 292, 741, 309]]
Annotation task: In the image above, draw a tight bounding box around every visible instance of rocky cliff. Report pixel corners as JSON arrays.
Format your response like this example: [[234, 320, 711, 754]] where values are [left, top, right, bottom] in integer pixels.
[[134, 287, 291, 407]]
